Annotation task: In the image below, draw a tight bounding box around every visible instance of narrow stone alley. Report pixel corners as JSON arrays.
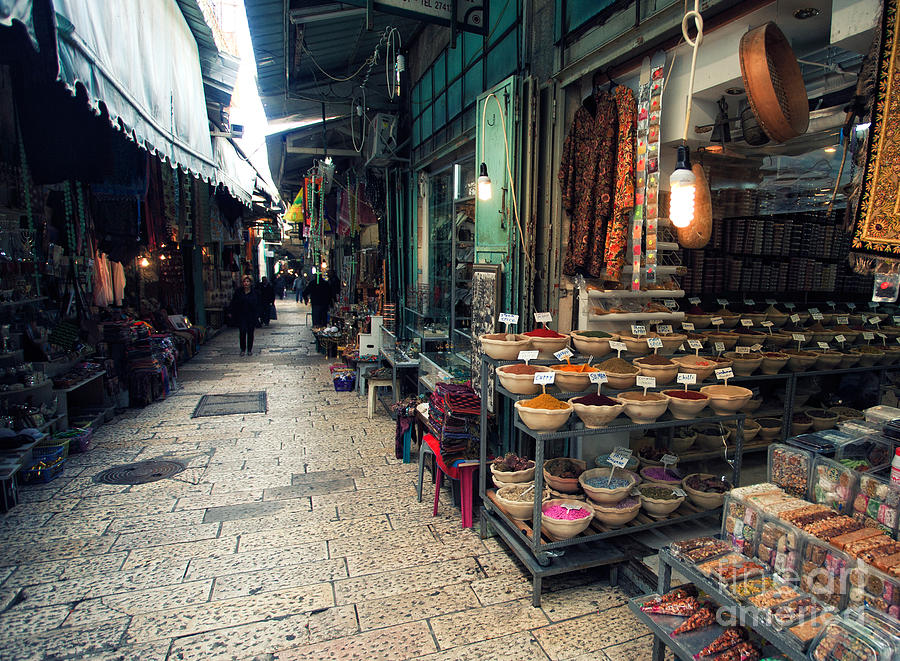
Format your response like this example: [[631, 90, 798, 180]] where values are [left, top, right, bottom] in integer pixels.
[[0, 301, 653, 661]]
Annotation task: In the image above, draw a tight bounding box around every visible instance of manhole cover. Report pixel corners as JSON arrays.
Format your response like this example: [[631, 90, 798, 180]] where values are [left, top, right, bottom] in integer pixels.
[[192, 391, 267, 417], [94, 460, 186, 485]]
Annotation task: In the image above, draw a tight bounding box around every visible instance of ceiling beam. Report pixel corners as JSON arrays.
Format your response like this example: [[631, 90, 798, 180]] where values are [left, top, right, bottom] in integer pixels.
[[286, 146, 361, 156], [289, 5, 366, 24]]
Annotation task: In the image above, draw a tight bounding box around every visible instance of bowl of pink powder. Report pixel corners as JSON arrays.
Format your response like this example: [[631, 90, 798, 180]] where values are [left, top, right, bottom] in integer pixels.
[[541, 499, 594, 538]]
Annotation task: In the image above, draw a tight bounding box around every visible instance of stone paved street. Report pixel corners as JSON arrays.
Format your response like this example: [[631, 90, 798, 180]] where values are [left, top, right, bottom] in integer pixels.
[[0, 302, 655, 660]]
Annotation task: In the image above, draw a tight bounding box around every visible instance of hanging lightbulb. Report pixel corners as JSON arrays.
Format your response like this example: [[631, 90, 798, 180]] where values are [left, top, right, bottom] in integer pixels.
[[477, 162, 492, 201], [669, 145, 696, 229]]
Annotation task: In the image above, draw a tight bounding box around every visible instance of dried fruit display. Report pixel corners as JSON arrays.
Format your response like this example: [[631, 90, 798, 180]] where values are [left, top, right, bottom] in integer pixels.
[[692, 627, 746, 659], [672, 607, 716, 635]]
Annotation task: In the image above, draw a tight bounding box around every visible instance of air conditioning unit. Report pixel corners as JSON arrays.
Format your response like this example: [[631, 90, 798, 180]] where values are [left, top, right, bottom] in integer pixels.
[[365, 113, 399, 166]]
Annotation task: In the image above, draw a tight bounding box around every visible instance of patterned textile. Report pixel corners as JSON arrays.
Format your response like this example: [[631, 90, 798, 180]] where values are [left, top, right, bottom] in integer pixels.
[[852, 0, 900, 258], [606, 86, 637, 282], [560, 90, 618, 277]]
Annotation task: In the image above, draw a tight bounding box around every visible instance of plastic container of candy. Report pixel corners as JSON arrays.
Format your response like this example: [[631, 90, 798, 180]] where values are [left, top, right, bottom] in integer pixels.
[[785, 432, 839, 457], [800, 534, 853, 609], [847, 564, 900, 619], [812, 456, 859, 515], [833, 433, 894, 474], [853, 473, 900, 539], [808, 616, 895, 661], [865, 405, 900, 425], [845, 606, 900, 658], [768, 444, 813, 499], [754, 514, 802, 582], [668, 536, 732, 564], [722, 493, 761, 556]]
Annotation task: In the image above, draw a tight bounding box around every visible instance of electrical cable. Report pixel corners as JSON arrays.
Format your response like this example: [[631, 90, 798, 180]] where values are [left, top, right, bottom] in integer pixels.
[[681, 0, 703, 143], [385, 27, 401, 100], [480, 93, 535, 273], [350, 87, 368, 153]]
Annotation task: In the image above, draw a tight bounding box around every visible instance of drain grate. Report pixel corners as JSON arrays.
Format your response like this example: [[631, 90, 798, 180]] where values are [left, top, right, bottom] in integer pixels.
[[192, 391, 267, 418], [94, 460, 186, 485]]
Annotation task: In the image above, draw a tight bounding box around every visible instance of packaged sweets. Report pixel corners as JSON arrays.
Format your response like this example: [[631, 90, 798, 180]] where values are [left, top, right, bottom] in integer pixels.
[[779, 504, 837, 528], [807, 515, 865, 542], [754, 517, 801, 582], [800, 536, 852, 609], [729, 575, 776, 601], [845, 606, 900, 657], [731, 483, 784, 500], [671, 537, 732, 563], [769, 595, 829, 629], [847, 564, 900, 618], [853, 473, 900, 539], [746, 584, 800, 608], [832, 528, 886, 553], [788, 613, 835, 647], [723, 494, 760, 555], [768, 444, 813, 498], [809, 617, 895, 661], [811, 457, 858, 514]]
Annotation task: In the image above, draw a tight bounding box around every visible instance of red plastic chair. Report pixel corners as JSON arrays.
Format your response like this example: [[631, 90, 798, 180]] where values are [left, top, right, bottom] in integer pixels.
[[423, 433, 478, 528]]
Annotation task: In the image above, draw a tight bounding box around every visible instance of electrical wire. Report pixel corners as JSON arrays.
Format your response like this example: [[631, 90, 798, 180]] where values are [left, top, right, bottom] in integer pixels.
[[681, 0, 703, 142], [350, 87, 368, 153], [480, 93, 535, 273], [385, 27, 401, 100]]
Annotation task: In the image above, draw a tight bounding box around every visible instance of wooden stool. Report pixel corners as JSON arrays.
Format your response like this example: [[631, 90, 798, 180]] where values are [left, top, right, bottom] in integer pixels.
[[366, 378, 394, 419]]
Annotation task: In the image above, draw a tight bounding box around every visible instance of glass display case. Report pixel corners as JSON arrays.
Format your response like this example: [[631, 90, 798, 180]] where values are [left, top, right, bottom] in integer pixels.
[[451, 161, 475, 365], [418, 351, 471, 393]]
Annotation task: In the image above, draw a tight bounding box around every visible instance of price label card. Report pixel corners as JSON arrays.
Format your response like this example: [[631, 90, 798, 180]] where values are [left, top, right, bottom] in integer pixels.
[[740, 319, 754, 327], [765, 299, 777, 305], [677, 372, 697, 384], [750, 343, 764, 352], [589, 372, 608, 384], [790, 314, 801, 323], [609, 341, 628, 352], [837, 316, 849, 325], [687, 339, 704, 350], [877, 332, 887, 339], [673, 488, 687, 497], [785, 302, 796, 309], [761, 321, 774, 328], [636, 375, 656, 388], [661, 454, 678, 466], [714, 342, 725, 353], [818, 342, 830, 350], [607, 452, 631, 468], [869, 317, 882, 325], [717, 298, 729, 306], [826, 301, 836, 307], [553, 348, 574, 361], [657, 324, 673, 335], [809, 307, 821, 315], [613, 446, 632, 457], [744, 299, 755, 306], [715, 367, 735, 380], [631, 324, 647, 336], [533, 372, 555, 385], [647, 337, 664, 349], [792, 333, 806, 342], [682, 322, 695, 331], [848, 302, 857, 309], [812, 312, 824, 321], [649, 319, 664, 326], [518, 350, 539, 362], [736, 346, 751, 354], [534, 311, 553, 323], [498, 313, 519, 324], [688, 297, 701, 305], [711, 316, 724, 326], [835, 334, 846, 344], [863, 332, 875, 341], [893, 316, 900, 325], [869, 301, 879, 309], [663, 299, 677, 309]]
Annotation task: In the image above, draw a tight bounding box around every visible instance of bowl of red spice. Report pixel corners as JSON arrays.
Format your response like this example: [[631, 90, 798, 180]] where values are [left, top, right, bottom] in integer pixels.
[[479, 333, 534, 361], [496, 363, 555, 395], [522, 328, 570, 358], [515, 394, 574, 432], [570, 393, 625, 429], [633, 355, 679, 385], [662, 389, 710, 420], [671, 355, 717, 382]]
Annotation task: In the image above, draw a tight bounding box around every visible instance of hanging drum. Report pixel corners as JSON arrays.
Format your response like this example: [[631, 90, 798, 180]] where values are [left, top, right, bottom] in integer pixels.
[[739, 22, 809, 144]]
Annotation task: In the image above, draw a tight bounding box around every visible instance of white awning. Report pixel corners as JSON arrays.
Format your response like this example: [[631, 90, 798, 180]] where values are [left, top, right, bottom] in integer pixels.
[[52, 0, 218, 183]]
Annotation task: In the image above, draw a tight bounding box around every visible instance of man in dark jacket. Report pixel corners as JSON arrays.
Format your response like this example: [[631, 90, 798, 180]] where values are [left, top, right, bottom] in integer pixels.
[[231, 275, 258, 356], [258, 277, 276, 326], [304, 276, 333, 327]]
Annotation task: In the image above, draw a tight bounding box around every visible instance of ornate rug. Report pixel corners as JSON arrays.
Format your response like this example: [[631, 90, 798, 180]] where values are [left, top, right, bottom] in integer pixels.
[[852, 0, 900, 259]]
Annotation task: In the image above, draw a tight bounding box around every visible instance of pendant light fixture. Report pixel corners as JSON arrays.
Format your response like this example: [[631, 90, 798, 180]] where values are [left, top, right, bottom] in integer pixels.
[[477, 162, 492, 200], [670, 0, 703, 230]]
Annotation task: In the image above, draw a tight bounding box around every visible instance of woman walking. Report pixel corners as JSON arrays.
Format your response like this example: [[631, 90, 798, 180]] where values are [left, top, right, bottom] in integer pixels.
[[231, 275, 259, 356]]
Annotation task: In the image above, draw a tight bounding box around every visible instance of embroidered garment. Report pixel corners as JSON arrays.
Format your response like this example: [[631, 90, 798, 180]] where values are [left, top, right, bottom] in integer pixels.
[[606, 86, 637, 282]]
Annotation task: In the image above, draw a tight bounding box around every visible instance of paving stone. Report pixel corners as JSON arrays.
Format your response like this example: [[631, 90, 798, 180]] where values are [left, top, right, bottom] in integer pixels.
[[531, 606, 647, 660], [236, 516, 391, 551], [5, 552, 128, 587], [273, 621, 436, 660], [0, 603, 72, 645], [263, 478, 356, 500], [184, 542, 328, 581], [3, 620, 130, 660], [356, 582, 479, 631], [415, 631, 550, 661], [211, 558, 347, 600], [63, 580, 213, 626], [538, 583, 628, 623], [344, 535, 487, 577], [470, 571, 533, 606], [111, 523, 221, 550], [428, 598, 550, 649], [334, 557, 483, 605], [290, 468, 363, 484], [202, 499, 289, 523], [599, 634, 657, 661], [327, 526, 436, 558], [0, 535, 116, 566], [122, 537, 238, 570]]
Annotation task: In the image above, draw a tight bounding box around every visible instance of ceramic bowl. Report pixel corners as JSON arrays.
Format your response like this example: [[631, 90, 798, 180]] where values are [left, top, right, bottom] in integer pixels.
[[524, 334, 572, 359], [594, 453, 640, 472], [592, 497, 641, 527], [699, 385, 753, 415], [492, 475, 534, 489], [549, 364, 597, 392], [791, 418, 814, 436], [571, 397, 625, 429], [495, 485, 549, 520], [783, 349, 817, 372], [637, 484, 685, 518], [830, 406, 863, 421], [669, 430, 698, 452], [856, 348, 886, 366], [811, 331, 836, 344], [637, 448, 679, 468], [570, 331, 615, 358], [743, 313, 768, 326], [740, 396, 763, 414], [671, 355, 718, 382], [514, 399, 573, 432], [639, 466, 682, 487], [756, 417, 783, 441], [765, 332, 795, 350], [705, 332, 739, 350], [724, 418, 761, 442], [833, 330, 860, 345], [736, 331, 767, 348], [578, 467, 636, 505], [617, 391, 670, 424], [766, 311, 789, 327], [723, 352, 763, 376], [684, 314, 712, 329], [838, 350, 862, 368], [717, 314, 741, 329], [602, 370, 638, 390], [682, 473, 732, 509], [657, 333, 688, 356], [540, 499, 594, 539], [810, 350, 842, 370], [661, 390, 709, 420], [617, 335, 653, 356], [496, 364, 555, 395], [490, 462, 535, 484], [806, 408, 839, 431], [632, 359, 679, 385], [480, 333, 533, 360], [760, 352, 790, 375], [694, 425, 730, 450], [542, 458, 587, 493]]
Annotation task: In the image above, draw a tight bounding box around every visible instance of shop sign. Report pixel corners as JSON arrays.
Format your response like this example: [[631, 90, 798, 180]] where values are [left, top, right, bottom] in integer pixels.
[[765, 299, 776, 305], [717, 298, 728, 306], [498, 313, 519, 325], [790, 314, 800, 323], [688, 297, 701, 305], [687, 339, 703, 350], [743, 299, 755, 306], [663, 299, 676, 309], [553, 348, 574, 361], [517, 350, 539, 363], [657, 324, 673, 335], [750, 344, 763, 352], [740, 319, 753, 327], [710, 317, 723, 326], [837, 316, 849, 325], [847, 303, 857, 309], [735, 346, 750, 354], [792, 333, 806, 342], [609, 341, 628, 352], [636, 375, 656, 388], [714, 342, 725, 353], [607, 450, 632, 468], [761, 321, 773, 328], [715, 367, 734, 380], [835, 335, 846, 344], [340, 0, 487, 34]]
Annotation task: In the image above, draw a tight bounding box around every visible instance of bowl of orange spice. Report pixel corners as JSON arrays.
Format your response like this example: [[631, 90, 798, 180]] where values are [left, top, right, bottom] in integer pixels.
[[549, 362, 598, 392], [514, 393, 574, 432]]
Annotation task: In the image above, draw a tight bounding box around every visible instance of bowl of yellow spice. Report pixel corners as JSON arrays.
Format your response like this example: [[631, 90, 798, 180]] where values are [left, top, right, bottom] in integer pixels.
[[514, 393, 574, 432]]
